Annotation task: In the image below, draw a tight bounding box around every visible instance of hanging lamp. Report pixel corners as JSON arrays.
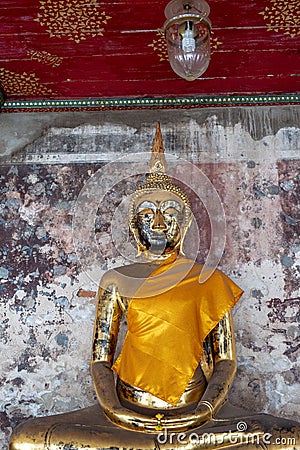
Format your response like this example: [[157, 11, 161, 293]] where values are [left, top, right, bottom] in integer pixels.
[[163, 0, 211, 81]]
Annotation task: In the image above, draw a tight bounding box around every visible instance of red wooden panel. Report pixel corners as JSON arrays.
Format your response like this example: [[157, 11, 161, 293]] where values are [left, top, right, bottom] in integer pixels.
[[2, 48, 298, 83], [3, 74, 297, 101], [0, 1, 286, 32], [0, 0, 299, 102], [0, 27, 298, 63]]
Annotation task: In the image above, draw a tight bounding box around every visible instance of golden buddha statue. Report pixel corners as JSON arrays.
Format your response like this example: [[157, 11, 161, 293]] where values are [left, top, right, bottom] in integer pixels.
[[9, 124, 300, 450]]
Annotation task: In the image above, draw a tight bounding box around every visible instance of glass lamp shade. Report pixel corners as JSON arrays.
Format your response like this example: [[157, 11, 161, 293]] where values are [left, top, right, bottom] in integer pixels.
[[163, 0, 211, 81]]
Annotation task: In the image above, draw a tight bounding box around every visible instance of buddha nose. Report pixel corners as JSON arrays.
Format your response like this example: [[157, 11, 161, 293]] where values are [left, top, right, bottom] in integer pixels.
[[151, 210, 167, 231]]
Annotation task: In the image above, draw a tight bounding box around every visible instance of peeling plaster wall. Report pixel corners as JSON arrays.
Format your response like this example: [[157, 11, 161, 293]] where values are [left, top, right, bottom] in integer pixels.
[[0, 107, 299, 446]]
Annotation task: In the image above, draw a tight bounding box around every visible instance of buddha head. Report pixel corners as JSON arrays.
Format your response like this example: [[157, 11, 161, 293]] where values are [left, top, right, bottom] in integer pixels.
[[129, 123, 192, 260]]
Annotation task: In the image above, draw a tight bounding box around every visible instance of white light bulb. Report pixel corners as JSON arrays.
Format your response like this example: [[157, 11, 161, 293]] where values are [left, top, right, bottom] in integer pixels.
[[182, 25, 195, 52]]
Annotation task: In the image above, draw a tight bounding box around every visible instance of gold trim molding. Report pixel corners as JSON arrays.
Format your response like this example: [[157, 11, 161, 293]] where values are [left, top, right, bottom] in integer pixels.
[[1, 94, 299, 113]]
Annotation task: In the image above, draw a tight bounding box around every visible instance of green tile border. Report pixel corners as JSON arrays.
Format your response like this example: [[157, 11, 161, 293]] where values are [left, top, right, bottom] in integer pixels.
[[0, 90, 5, 107], [1, 94, 299, 112]]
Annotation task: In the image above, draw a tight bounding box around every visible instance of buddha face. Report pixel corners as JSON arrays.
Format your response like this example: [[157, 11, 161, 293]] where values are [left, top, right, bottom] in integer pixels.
[[131, 190, 189, 258]]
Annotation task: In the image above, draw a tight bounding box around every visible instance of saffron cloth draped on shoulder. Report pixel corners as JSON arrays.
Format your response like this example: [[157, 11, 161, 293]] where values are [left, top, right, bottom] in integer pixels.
[[112, 258, 243, 405]]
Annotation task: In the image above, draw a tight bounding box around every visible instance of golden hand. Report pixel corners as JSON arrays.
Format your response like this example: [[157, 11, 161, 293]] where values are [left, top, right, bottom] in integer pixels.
[[104, 405, 159, 433], [149, 403, 213, 433]]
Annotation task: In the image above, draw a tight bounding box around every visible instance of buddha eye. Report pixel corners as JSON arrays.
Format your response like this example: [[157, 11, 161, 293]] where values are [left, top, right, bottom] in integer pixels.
[[140, 211, 154, 220], [164, 210, 178, 219], [163, 204, 180, 214]]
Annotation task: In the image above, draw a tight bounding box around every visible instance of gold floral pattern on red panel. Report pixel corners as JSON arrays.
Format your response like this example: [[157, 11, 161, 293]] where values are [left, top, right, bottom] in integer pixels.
[[148, 31, 168, 61], [259, 0, 299, 38], [27, 50, 63, 68], [148, 30, 222, 62], [34, 0, 112, 43], [0, 68, 54, 96]]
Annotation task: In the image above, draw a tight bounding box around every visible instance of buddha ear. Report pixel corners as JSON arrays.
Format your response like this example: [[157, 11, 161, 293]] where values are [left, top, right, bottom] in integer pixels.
[[179, 208, 193, 256]]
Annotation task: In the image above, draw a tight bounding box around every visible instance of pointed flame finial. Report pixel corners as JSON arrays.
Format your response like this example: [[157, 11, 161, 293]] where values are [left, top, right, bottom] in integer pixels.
[[149, 122, 167, 174]]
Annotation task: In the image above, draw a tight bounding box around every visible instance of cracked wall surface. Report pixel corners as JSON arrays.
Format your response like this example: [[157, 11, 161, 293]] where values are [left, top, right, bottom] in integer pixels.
[[0, 107, 299, 446]]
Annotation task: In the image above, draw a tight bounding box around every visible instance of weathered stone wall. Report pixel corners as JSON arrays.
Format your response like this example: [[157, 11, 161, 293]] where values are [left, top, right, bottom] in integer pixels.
[[1, 107, 299, 446]]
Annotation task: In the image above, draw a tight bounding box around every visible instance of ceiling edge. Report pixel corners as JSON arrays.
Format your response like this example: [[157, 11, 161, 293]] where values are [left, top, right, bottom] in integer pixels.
[[1, 94, 299, 113]]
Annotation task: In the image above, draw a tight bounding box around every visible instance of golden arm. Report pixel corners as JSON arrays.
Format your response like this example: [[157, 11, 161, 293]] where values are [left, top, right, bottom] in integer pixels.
[[91, 283, 158, 432], [197, 310, 237, 412]]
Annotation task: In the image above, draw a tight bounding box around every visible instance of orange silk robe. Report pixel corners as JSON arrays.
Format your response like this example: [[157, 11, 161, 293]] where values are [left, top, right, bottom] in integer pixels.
[[113, 259, 243, 405]]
